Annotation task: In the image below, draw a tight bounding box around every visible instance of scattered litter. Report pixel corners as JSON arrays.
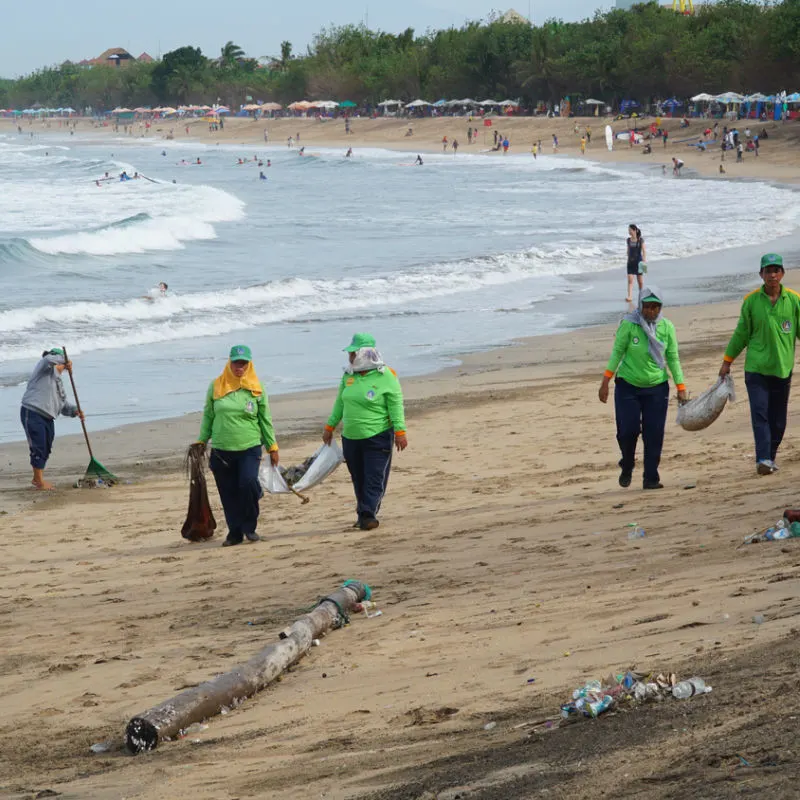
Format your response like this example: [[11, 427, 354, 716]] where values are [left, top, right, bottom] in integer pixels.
[[559, 669, 711, 722], [180, 722, 208, 737], [483, 721, 497, 731], [311, 639, 321, 647], [260, 442, 344, 497], [684, 482, 697, 490], [526, 677, 536, 684], [753, 614, 765, 625], [627, 523, 646, 540], [677, 375, 735, 431], [89, 742, 111, 754], [742, 518, 800, 545]]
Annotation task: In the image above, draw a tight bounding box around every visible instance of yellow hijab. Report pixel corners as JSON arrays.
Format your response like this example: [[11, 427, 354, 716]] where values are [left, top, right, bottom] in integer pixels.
[[213, 360, 263, 400]]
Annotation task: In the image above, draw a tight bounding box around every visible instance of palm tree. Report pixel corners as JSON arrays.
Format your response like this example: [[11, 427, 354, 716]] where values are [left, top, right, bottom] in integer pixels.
[[220, 41, 245, 69]]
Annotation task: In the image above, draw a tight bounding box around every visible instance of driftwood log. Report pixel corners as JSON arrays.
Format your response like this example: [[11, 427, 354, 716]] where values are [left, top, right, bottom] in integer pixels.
[[126, 580, 369, 753]]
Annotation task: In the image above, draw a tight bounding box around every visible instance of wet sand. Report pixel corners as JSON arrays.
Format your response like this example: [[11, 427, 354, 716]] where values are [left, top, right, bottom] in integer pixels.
[[3, 276, 800, 798]]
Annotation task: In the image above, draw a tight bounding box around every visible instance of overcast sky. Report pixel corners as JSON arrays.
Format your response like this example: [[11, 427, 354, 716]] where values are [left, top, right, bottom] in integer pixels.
[[0, 1, 613, 78]]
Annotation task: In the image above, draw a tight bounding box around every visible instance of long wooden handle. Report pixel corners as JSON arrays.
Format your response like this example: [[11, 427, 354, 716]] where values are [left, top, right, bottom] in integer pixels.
[[62, 347, 94, 460]]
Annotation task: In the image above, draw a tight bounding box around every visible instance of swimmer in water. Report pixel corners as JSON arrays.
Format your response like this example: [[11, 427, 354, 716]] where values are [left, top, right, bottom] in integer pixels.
[[258, 160, 263, 166], [259, 171, 267, 180], [299, 147, 305, 156], [196, 158, 202, 165], [161, 150, 167, 156], [346, 147, 353, 158], [266, 160, 271, 167], [415, 154, 423, 165]]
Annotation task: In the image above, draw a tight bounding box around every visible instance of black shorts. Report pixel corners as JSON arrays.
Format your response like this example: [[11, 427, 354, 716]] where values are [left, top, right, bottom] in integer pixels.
[[627, 262, 641, 276]]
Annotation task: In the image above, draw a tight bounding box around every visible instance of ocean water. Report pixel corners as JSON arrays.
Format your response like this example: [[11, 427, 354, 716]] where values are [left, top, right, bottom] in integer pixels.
[[1, 130, 799, 442]]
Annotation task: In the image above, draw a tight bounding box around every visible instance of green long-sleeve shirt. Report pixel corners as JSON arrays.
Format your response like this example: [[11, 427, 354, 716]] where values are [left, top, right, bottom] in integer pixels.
[[605, 318, 685, 389], [325, 368, 406, 440], [198, 384, 278, 451], [724, 285, 800, 378]]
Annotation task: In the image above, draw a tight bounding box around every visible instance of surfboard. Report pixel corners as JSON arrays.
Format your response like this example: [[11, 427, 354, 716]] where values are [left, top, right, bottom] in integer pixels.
[[605, 125, 613, 152]]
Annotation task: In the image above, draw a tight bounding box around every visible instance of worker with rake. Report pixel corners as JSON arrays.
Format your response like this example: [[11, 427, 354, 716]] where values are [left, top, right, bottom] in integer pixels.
[[20, 348, 84, 490], [198, 345, 280, 546]]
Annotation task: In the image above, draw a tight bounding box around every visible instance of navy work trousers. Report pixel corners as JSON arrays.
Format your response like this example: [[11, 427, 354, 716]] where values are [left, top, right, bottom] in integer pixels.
[[21, 407, 55, 470], [745, 371, 792, 463], [209, 445, 262, 543], [342, 429, 393, 522], [614, 378, 669, 484]]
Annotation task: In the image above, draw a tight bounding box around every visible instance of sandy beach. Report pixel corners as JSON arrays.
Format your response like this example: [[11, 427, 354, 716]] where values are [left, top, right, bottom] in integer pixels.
[[3, 246, 800, 800], [4, 115, 800, 798], [5, 113, 800, 183]]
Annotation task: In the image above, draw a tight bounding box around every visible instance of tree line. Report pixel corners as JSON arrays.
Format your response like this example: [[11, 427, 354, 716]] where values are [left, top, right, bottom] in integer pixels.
[[2, 1, 800, 112]]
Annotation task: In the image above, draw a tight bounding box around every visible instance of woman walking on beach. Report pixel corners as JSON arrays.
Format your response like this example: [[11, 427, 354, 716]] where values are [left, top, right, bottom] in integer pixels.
[[20, 348, 84, 490], [197, 345, 280, 547], [323, 333, 407, 530], [625, 224, 647, 302], [599, 287, 687, 489]]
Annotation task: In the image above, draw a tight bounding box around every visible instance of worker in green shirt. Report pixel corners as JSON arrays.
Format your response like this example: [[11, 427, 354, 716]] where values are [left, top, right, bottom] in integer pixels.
[[719, 253, 800, 475], [198, 345, 279, 546], [599, 286, 688, 489], [323, 333, 408, 530]]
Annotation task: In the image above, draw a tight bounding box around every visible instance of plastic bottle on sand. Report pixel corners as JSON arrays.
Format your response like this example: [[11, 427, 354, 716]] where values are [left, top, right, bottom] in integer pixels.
[[672, 677, 711, 699]]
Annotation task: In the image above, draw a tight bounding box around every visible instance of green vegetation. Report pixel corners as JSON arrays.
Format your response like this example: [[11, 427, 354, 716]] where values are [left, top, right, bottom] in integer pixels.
[[5, 1, 800, 111]]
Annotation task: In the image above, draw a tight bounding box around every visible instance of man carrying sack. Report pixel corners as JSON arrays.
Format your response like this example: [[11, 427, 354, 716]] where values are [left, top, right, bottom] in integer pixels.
[[720, 254, 800, 475]]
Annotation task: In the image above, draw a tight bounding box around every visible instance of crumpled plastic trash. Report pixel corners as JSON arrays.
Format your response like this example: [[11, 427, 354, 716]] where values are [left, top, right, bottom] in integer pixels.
[[676, 375, 735, 431]]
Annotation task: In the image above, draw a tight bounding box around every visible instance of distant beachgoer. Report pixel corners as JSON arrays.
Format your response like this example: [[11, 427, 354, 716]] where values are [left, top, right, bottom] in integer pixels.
[[626, 224, 647, 302], [452, 139, 459, 154], [599, 286, 687, 490], [737, 142, 744, 162], [586, 126, 592, 144], [502, 137, 509, 153], [415, 154, 423, 165], [267, 159, 271, 167], [299, 147, 305, 156], [161, 150, 167, 156], [260, 171, 267, 180], [442, 136, 448, 152], [467, 127, 473, 144], [264, 129, 269, 142], [288, 136, 294, 148], [719, 163, 726, 174], [531, 142, 537, 159], [196, 158, 202, 165], [580, 136, 586, 155], [672, 157, 683, 176], [20, 349, 84, 490], [493, 130, 498, 146], [296, 132, 300, 143], [346, 147, 353, 158], [552, 134, 558, 152], [662, 130, 668, 148]]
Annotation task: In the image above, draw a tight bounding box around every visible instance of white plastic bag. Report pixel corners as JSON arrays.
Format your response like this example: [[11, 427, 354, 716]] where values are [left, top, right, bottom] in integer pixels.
[[259, 441, 345, 495], [676, 375, 736, 431]]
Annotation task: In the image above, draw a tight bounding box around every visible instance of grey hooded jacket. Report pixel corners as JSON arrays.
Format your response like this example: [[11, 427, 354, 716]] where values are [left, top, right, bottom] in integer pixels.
[[21, 354, 79, 420]]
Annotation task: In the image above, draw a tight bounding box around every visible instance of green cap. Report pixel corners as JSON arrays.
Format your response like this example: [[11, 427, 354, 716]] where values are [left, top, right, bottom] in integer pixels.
[[760, 253, 784, 271], [641, 294, 661, 304], [343, 333, 376, 352], [229, 344, 252, 362], [49, 347, 65, 356]]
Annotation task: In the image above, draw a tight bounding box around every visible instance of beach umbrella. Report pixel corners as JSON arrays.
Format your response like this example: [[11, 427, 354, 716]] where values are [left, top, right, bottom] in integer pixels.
[[288, 101, 312, 110], [406, 99, 433, 107], [261, 102, 282, 111], [690, 93, 714, 102], [339, 100, 357, 108], [377, 99, 402, 107], [310, 100, 338, 109], [662, 98, 683, 109], [584, 98, 605, 105], [714, 92, 744, 104], [479, 99, 500, 106], [786, 92, 800, 103], [744, 93, 769, 102], [499, 100, 519, 107], [213, 106, 230, 114]]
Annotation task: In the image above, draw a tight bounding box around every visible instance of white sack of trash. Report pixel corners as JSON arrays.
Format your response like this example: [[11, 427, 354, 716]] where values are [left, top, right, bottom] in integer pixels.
[[259, 441, 345, 494], [676, 375, 736, 431]]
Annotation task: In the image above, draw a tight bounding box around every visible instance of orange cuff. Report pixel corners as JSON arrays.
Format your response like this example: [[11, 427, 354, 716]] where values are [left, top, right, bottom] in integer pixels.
[[324, 424, 335, 432], [603, 370, 614, 379], [676, 384, 686, 392], [723, 354, 734, 363], [268, 444, 279, 452], [395, 430, 406, 437]]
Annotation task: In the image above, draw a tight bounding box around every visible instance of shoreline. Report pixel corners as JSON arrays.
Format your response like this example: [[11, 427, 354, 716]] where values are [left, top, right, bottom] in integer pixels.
[[3, 257, 800, 796], [6, 114, 798, 182]]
